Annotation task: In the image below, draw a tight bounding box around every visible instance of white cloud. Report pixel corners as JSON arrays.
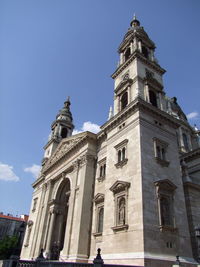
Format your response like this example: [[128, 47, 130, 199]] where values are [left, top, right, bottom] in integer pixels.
[[187, 112, 199, 120], [0, 162, 20, 182], [73, 121, 100, 135], [24, 164, 41, 178]]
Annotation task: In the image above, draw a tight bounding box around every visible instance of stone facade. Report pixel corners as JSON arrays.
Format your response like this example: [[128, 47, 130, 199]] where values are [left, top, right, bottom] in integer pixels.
[[20, 16, 200, 267]]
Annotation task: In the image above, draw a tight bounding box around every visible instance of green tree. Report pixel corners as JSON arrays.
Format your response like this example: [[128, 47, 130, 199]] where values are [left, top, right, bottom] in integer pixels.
[[0, 235, 18, 259]]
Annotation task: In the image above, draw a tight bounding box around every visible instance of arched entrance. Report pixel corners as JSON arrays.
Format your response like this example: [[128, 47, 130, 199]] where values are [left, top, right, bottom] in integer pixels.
[[47, 178, 70, 260]]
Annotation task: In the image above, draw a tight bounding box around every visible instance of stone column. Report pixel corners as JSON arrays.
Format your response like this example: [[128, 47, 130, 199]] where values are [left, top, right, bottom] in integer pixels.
[[60, 160, 80, 260], [120, 53, 123, 64], [145, 83, 150, 102], [158, 93, 163, 110], [45, 207, 57, 256], [138, 40, 142, 53], [133, 37, 138, 51], [178, 127, 184, 151], [56, 212, 64, 244]]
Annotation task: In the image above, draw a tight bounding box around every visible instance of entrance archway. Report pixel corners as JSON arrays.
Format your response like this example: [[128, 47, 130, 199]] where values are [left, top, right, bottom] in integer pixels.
[[50, 178, 70, 260]]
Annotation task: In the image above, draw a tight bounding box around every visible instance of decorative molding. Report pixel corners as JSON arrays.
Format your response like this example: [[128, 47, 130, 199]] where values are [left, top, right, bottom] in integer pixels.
[[115, 158, 128, 168], [97, 175, 105, 183], [111, 51, 165, 79], [159, 225, 178, 233], [114, 79, 133, 94], [111, 224, 129, 232], [110, 180, 130, 194], [93, 232, 102, 237], [114, 139, 128, 150], [154, 179, 177, 192], [155, 157, 170, 167], [94, 193, 105, 204]]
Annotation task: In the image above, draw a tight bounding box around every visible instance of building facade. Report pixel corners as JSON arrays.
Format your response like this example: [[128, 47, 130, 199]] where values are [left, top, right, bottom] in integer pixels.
[[21, 17, 200, 267]]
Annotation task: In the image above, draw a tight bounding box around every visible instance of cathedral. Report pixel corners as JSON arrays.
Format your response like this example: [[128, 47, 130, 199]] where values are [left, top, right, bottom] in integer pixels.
[[21, 16, 200, 267]]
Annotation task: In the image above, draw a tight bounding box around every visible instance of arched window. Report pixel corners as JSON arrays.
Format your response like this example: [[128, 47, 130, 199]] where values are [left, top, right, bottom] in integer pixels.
[[118, 197, 126, 225], [121, 92, 128, 110], [98, 207, 104, 233], [118, 150, 121, 163], [142, 46, 149, 59], [124, 47, 131, 61], [61, 128, 68, 138], [149, 90, 157, 107], [182, 133, 189, 151], [122, 147, 126, 161]]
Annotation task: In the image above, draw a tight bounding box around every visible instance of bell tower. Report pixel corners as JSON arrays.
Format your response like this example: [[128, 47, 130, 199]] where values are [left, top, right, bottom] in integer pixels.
[[112, 15, 166, 115], [43, 97, 74, 161]]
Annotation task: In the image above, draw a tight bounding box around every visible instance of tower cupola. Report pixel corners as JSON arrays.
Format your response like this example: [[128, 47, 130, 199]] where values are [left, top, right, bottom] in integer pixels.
[[112, 16, 166, 116], [51, 97, 74, 139], [43, 97, 74, 161]]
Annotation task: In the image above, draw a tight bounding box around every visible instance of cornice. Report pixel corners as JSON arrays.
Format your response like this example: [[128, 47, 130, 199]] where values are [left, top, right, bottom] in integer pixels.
[[180, 148, 200, 162], [144, 76, 163, 91], [98, 98, 182, 139], [118, 29, 155, 52], [184, 181, 200, 191], [111, 51, 165, 79], [32, 175, 45, 188], [43, 137, 59, 150]]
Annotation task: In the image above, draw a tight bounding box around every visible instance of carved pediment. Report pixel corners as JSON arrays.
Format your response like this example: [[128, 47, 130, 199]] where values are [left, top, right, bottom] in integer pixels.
[[115, 79, 133, 94], [154, 179, 177, 192], [110, 180, 130, 194], [94, 193, 105, 204], [43, 132, 91, 172]]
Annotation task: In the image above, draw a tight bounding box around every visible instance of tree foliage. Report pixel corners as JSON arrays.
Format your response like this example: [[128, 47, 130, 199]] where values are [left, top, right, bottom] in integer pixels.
[[0, 235, 18, 260]]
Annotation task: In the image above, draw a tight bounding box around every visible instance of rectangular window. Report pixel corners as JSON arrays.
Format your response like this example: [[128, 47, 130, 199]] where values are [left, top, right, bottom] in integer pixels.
[[93, 194, 104, 236], [97, 158, 106, 182], [32, 197, 38, 212], [114, 139, 128, 168], [153, 138, 169, 167]]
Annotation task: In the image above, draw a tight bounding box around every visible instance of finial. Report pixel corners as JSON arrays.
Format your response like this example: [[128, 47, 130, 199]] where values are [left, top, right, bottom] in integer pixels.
[[130, 14, 140, 27], [108, 106, 113, 120], [64, 96, 71, 108]]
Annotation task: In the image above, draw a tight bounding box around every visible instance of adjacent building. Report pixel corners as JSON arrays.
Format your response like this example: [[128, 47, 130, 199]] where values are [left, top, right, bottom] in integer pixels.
[[20, 17, 200, 267]]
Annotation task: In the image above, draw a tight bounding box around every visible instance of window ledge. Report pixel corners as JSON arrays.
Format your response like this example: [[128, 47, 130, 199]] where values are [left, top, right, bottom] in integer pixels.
[[111, 224, 129, 232], [97, 175, 105, 182], [159, 225, 177, 233], [155, 157, 169, 167], [93, 232, 102, 237], [115, 159, 128, 168]]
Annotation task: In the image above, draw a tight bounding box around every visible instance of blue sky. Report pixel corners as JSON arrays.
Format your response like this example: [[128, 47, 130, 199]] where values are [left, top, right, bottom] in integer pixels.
[[0, 0, 199, 216]]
